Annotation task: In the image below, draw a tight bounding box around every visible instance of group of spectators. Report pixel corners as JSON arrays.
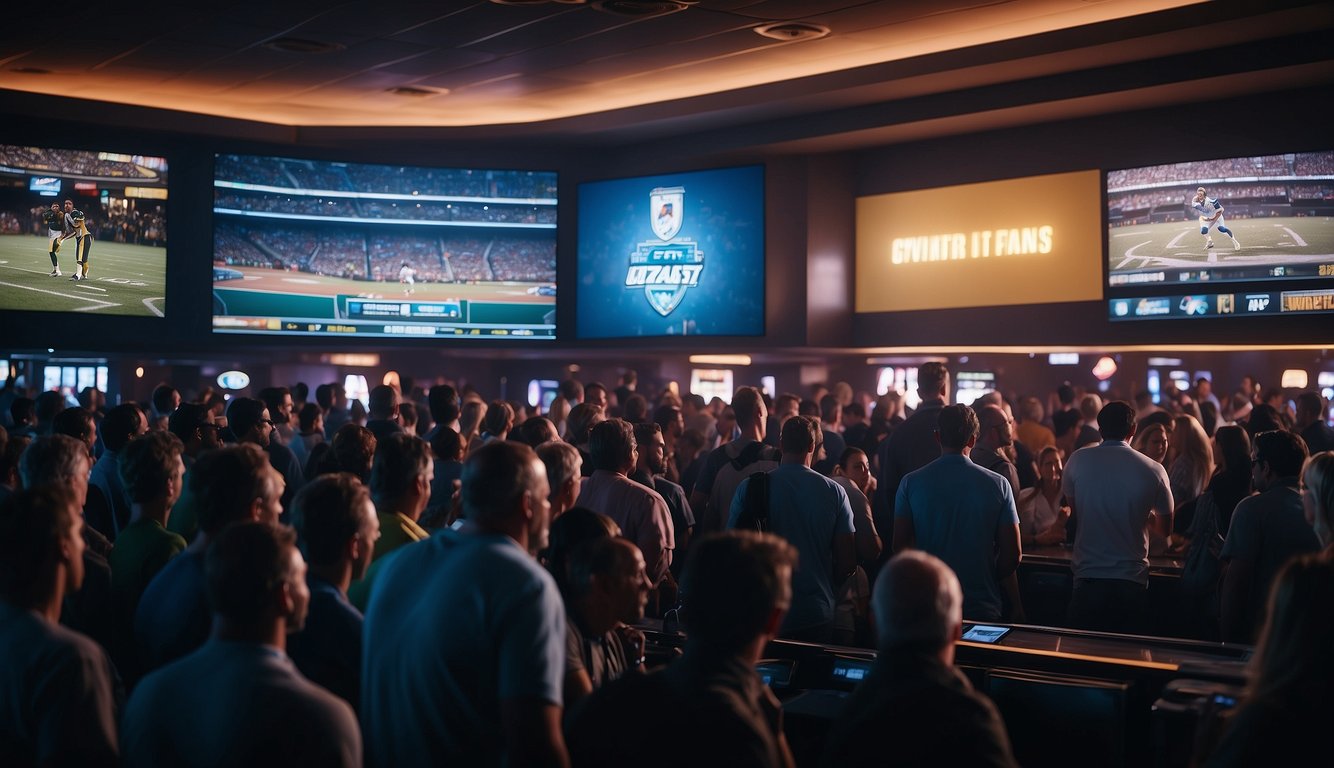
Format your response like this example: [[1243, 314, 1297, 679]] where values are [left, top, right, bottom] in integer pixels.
[[0, 365, 1329, 766], [211, 222, 555, 284], [0, 146, 163, 180], [216, 154, 556, 201]]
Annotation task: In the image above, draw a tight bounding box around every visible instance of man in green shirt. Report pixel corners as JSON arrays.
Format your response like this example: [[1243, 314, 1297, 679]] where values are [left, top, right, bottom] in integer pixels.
[[111, 431, 188, 677], [348, 434, 433, 611]]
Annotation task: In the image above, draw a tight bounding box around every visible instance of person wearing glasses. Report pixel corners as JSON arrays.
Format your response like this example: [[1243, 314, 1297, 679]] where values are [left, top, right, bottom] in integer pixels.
[[228, 397, 304, 518], [1219, 430, 1320, 643]]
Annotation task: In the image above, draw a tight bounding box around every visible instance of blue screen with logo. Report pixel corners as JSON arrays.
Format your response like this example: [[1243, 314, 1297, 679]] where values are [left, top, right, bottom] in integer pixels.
[[576, 165, 764, 338]]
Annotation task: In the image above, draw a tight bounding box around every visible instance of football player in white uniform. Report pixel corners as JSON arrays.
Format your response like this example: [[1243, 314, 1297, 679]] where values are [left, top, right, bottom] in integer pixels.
[[1190, 186, 1240, 250]]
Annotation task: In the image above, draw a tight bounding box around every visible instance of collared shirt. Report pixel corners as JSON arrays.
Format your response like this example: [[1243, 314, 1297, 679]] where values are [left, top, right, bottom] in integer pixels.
[[578, 470, 674, 584]]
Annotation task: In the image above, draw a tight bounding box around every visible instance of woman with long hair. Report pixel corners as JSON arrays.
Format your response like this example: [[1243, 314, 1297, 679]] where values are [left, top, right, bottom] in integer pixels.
[[1300, 451, 1334, 550], [1169, 414, 1214, 510], [1017, 446, 1070, 546], [1205, 555, 1334, 766], [1133, 422, 1169, 466]]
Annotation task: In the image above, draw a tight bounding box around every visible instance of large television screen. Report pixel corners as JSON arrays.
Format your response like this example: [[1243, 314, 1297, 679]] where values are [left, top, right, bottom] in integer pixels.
[[856, 171, 1102, 313], [576, 165, 764, 338], [0, 143, 169, 317], [212, 154, 557, 340], [1106, 151, 1334, 321]]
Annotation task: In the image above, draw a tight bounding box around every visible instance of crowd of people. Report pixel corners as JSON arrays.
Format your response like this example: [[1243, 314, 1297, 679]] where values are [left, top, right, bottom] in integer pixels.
[[1106, 153, 1326, 190], [0, 146, 164, 180], [215, 154, 557, 200], [0, 365, 1329, 766], [210, 223, 555, 285]]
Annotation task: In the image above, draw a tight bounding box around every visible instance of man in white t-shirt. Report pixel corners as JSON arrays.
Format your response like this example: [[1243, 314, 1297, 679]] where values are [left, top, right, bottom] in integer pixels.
[[1061, 401, 1173, 634]]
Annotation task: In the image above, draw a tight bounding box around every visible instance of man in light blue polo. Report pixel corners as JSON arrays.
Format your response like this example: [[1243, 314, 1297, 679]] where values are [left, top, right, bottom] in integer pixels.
[[893, 404, 1022, 622], [728, 415, 856, 642]]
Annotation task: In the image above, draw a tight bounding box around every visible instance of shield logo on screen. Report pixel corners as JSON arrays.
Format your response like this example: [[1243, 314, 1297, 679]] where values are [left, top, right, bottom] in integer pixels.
[[650, 186, 684, 241], [626, 242, 705, 317]]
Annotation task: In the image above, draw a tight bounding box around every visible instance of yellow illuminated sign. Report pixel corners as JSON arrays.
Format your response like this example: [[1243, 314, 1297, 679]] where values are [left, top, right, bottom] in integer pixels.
[[856, 171, 1101, 312]]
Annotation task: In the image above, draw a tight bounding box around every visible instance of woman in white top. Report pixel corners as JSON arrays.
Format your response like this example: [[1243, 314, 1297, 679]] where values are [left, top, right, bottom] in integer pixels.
[[1018, 446, 1071, 546]]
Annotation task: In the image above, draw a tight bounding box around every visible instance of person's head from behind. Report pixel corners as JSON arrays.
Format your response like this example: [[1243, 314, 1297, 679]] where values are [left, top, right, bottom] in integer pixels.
[[917, 361, 950, 402], [52, 406, 96, 455], [936, 404, 979, 453], [780, 415, 821, 460], [1301, 451, 1334, 548], [295, 473, 379, 581], [119, 431, 186, 509], [1098, 400, 1137, 442], [370, 433, 433, 515], [429, 384, 461, 426], [873, 550, 963, 658], [1246, 404, 1284, 437], [206, 522, 309, 635], [1079, 394, 1103, 423], [588, 418, 636, 474], [0, 486, 84, 607], [462, 440, 550, 554], [1252, 430, 1309, 491], [516, 416, 559, 449], [680, 531, 796, 657], [1249, 554, 1334, 701], [101, 402, 147, 452], [480, 400, 514, 439], [0, 435, 30, 491], [538, 441, 583, 511], [545, 506, 619, 594], [10, 397, 35, 428], [34, 390, 67, 428], [151, 384, 181, 419], [1212, 424, 1251, 475], [19, 434, 91, 507], [732, 386, 766, 434], [367, 385, 399, 421], [327, 423, 377, 482], [193, 443, 284, 534]]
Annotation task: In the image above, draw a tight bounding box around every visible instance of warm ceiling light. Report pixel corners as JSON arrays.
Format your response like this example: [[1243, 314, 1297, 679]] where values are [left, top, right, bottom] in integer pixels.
[[689, 354, 751, 366], [1092, 356, 1118, 381], [1281, 369, 1308, 388], [322, 353, 380, 367]]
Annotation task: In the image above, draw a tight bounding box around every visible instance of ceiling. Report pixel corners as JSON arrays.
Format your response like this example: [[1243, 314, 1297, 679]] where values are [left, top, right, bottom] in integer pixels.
[[2, 1, 1332, 149]]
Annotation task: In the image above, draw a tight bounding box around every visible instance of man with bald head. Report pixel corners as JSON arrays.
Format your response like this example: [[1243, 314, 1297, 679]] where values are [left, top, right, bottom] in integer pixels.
[[823, 551, 1018, 767], [972, 404, 1020, 496]]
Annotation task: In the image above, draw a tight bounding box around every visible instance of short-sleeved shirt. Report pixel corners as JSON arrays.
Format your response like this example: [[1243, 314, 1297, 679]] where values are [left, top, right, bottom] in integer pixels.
[[578, 470, 675, 584], [728, 463, 855, 633], [565, 618, 628, 693], [122, 639, 360, 767], [134, 550, 210, 672], [361, 528, 565, 768], [287, 576, 363, 709], [1062, 440, 1174, 586], [110, 518, 187, 623], [0, 602, 119, 767], [692, 439, 780, 531], [347, 511, 429, 611], [895, 454, 1019, 621], [1219, 480, 1321, 638]]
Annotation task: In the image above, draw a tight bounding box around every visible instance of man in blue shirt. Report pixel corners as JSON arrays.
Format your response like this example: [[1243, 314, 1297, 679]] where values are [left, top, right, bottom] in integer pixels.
[[893, 404, 1022, 622]]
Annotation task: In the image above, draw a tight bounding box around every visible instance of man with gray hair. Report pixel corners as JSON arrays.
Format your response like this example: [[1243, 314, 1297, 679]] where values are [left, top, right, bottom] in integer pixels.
[[823, 551, 1018, 767]]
